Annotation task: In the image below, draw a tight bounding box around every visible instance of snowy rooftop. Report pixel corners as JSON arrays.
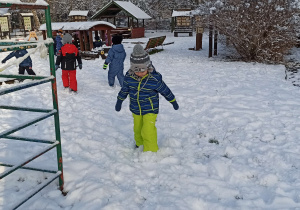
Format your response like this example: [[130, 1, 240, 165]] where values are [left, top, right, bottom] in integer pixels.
[[115, 1, 151, 19], [20, 13, 33, 16], [0, 0, 48, 6], [172, 10, 192, 17], [39, 21, 116, 31], [69, 10, 89, 17], [92, 0, 151, 20], [0, 8, 9, 15]]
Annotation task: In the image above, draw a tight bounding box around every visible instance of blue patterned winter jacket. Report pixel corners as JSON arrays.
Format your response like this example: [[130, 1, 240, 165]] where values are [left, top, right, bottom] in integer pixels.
[[117, 69, 176, 115]]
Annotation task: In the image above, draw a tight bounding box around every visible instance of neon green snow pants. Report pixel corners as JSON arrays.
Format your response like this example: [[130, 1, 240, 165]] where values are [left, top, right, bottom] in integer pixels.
[[132, 113, 158, 152]]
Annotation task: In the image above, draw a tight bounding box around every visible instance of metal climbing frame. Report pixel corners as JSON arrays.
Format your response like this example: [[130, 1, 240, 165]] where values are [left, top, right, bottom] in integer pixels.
[[0, 2, 64, 209]]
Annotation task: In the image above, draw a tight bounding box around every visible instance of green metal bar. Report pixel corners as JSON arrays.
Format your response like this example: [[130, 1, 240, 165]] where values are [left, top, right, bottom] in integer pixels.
[[0, 4, 12, 8], [0, 110, 57, 138], [0, 105, 53, 113], [0, 141, 59, 179], [11, 171, 61, 210], [0, 41, 37, 46], [2, 135, 55, 144], [0, 3, 65, 209], [0, 44, 38, 52], [0, 74, 47, 80], [0, 163, 57, 174], [0, 76, 54, 96], [45, 6, 65, 192]]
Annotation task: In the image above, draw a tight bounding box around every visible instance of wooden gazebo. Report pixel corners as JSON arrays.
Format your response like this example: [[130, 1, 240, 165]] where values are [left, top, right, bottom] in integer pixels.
[[171, 10, 193, 37], [0, 9, 11, 39], [91, 0, 151, 38], [69, 10, 89, 22], [39, 21, 116, 50]]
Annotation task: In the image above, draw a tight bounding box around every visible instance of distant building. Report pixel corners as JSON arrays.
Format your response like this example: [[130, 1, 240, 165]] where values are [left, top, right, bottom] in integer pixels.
[[0, 8, 11, 33], [69, 10, 89, 22], [171, 9, 193, 37], [20, 13, 34, 33], [91, 1, 151, 38]]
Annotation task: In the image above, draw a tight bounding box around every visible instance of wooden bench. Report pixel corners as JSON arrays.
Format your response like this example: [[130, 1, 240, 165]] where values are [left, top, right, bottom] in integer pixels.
[[0, 79, 17, 85], [144, 36, 166, 51], [111, 28, 132, 39], [80, 51, 99, 60], [174, 27, 193, 37]]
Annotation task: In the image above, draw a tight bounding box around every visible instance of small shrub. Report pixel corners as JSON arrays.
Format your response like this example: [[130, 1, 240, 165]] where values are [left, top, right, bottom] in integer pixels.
[[209, 138, 219, 145], [200, 0, 297, 63]]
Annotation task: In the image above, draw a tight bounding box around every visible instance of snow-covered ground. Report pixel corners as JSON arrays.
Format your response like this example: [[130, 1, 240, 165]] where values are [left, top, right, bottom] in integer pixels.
[[1, 30, 300, 209]]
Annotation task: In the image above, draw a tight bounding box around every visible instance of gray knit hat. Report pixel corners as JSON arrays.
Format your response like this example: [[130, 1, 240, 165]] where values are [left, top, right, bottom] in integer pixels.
[[130, 44, 152, 72], [62, 33, 72, 44]]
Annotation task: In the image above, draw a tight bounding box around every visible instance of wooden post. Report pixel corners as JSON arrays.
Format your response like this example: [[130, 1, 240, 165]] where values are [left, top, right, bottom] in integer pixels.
[[209, 25, 213, 57], [100, 30, 105, 42], [79, 31, 84, 51], [196, 33, 202, 51], [42, 30, 46, 40], [83, 30, 88, 51], [23, 17, 26, 37], [107, 30, 111, 46], [214, 30, 218, 56], [195, 27, 203, 51], [88, 30, 93, 50]]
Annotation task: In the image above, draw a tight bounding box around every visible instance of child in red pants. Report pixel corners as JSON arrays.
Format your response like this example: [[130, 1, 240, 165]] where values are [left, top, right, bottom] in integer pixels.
[[55, 33, 82, 92]]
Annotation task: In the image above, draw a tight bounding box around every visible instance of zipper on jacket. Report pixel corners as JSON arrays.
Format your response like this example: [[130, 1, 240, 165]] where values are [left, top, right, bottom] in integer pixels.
[[149, 97, 154, 111], [137, 74, 148, 115]]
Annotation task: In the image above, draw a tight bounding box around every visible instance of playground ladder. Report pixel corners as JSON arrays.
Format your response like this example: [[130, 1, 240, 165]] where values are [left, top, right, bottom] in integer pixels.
[[0, 3, 64, 209]]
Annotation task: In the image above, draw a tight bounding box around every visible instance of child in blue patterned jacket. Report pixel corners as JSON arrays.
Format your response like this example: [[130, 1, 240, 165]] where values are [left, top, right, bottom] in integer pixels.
[[115, 44, 179, 152]]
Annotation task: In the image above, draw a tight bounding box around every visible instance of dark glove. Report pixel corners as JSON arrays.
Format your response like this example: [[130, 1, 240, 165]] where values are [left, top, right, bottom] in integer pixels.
[[115, 99, 123, 112], [103, 63, 108, 70], [78, 64, 82, 69], [1, 60, 6, 64], [171, 100, 179, 110], [55, 65, 59, 71]]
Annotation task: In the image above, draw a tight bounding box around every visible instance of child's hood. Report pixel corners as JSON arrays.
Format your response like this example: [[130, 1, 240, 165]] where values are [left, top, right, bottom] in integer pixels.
[[112, 44, 125, 53]]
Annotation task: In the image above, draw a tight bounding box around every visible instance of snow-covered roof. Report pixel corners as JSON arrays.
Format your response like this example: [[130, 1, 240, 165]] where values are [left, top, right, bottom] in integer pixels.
[[172, 10, 192, 17], [39, 21, 116, 31], [91, 0, 151, 20], [69, 10, 89, 17], [115, 1, 151, 19], [0, 8, 9, 15], [0, 0, 48, 6], [20, 13, 33, 16]]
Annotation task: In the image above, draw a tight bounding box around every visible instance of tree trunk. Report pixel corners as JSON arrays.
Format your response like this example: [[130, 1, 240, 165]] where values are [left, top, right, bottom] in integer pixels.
[[31, 10, 40, 30]]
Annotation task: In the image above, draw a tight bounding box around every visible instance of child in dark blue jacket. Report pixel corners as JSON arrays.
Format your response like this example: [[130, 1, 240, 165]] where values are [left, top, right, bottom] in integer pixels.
[[115, 44, 179, 152], [55, 30, 63, 55], [103, 35, 126, 87], [1, 49, 36, 81]]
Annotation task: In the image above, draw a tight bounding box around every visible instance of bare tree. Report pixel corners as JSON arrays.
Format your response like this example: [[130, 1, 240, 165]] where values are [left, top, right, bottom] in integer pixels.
[[201, 0, 297, 63]]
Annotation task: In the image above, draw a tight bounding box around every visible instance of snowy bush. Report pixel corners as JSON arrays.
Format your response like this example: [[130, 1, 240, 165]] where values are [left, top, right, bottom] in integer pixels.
[[200, 0, 297, 63]]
